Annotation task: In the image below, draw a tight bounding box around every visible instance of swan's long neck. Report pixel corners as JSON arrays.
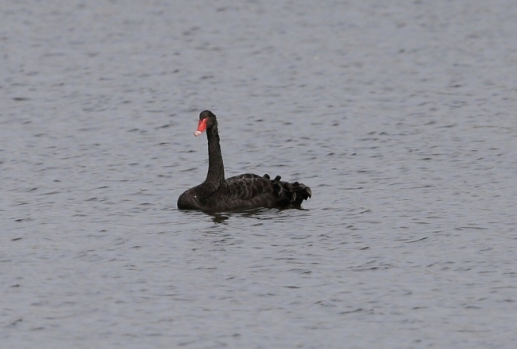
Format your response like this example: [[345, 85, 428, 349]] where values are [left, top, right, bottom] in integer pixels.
[[205, 122, 225, 184]]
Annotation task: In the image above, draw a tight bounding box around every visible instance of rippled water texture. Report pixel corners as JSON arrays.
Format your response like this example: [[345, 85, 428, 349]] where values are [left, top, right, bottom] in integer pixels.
[[2, 1, 517, 348]]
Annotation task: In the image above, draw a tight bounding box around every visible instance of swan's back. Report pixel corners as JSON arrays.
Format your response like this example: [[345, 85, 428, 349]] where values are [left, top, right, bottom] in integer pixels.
[[200, 174, 311, 211]]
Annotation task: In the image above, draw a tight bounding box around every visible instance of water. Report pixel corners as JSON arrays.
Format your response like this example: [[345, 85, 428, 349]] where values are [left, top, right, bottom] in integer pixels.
[[2, 0, 517, 348]]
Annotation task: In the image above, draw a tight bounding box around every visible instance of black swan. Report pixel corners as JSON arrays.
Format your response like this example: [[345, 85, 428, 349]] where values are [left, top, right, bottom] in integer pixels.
[[177, 110, 311, 211]]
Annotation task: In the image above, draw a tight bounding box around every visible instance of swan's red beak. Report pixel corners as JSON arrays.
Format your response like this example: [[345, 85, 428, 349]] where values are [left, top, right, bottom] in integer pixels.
[[194, 118, 208, 137]]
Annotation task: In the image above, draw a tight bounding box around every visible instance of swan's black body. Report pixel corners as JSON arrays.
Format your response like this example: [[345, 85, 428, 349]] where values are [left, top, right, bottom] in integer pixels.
[[177, 110, 311, 212]]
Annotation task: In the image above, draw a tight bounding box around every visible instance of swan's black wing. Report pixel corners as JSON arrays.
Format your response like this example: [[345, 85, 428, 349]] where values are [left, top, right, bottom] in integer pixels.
[[224, 173, 275, 200], [205, 173, 311, 211]]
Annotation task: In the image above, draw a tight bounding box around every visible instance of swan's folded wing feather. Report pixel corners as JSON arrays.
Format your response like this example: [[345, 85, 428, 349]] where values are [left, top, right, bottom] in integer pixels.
[[224, 174, 274, 201]]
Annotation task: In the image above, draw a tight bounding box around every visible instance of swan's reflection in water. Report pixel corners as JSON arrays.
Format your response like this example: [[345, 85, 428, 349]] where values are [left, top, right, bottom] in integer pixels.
[[211, 214, 229, 223], [204, 207, 309, 224]]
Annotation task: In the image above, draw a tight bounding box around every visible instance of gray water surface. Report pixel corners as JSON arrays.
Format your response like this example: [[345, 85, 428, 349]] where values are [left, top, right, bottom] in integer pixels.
[[2, 1, 517, 348]]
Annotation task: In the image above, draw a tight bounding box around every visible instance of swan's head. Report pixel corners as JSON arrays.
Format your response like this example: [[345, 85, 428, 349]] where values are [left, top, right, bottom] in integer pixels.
[[195, 110, 216, 137]]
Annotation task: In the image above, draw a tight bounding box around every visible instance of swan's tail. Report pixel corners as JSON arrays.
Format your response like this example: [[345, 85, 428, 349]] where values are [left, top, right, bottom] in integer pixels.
[[291, 181, 312, 206], [265, 174, 312, 207]]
